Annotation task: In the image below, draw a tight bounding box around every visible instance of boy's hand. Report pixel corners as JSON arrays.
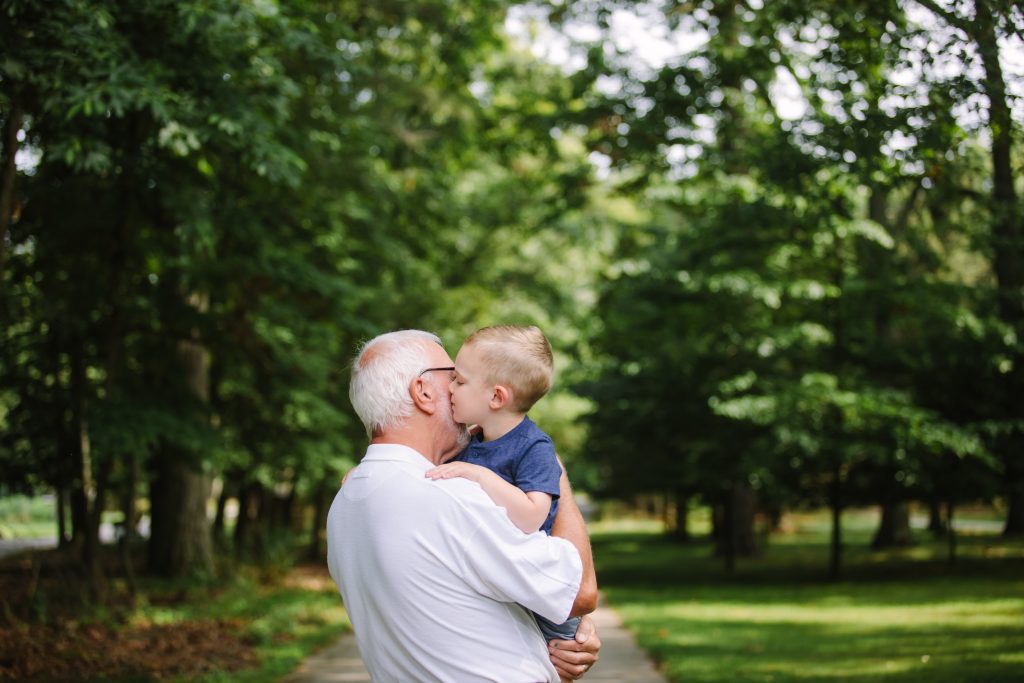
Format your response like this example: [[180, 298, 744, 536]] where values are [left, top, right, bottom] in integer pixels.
[[425, 462, 490, 483]]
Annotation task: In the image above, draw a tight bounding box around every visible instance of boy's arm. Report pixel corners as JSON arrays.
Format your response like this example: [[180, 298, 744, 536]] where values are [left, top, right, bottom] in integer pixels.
[[425, 462, 551, 533], [550, 459, 598, 618]]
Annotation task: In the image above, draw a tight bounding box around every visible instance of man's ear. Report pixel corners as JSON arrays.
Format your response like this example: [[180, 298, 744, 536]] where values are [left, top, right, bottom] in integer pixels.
[[491, 384, 512, 410], [410, 377, 438, 415]]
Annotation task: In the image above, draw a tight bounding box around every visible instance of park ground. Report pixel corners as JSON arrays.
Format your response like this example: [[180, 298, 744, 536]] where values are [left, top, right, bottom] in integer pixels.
[[595, 509, 1024, 683], [1, 499, 1022, 682]]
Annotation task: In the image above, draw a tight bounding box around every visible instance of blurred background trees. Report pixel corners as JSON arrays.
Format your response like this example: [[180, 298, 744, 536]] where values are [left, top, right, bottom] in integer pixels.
[[1, 0, 1021, 588]]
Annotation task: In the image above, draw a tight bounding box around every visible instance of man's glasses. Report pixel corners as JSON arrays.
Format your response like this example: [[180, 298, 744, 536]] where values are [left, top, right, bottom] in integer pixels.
[[418, 366, 455, 377]]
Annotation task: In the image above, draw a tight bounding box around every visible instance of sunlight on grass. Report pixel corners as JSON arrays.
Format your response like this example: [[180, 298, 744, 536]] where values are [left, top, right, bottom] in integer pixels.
[[644, 599, 1024, 629], [595, 515, 1024, 683], [0, 495, 56, 538], [588, 517, 666, 534]]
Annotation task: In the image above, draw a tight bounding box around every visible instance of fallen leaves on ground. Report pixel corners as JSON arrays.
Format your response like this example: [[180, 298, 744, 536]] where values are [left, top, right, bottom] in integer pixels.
[[0, 618, 259, 681], [282, 563, 335, 592]]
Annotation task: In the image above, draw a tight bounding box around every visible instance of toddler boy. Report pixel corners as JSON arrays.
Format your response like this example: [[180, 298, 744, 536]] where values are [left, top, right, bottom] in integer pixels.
[[425, 324, 582, 644]]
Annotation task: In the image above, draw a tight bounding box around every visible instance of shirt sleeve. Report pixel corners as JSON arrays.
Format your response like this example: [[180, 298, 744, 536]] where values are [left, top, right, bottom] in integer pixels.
[[513, 438, 562, 498], [450, 488, 583, 624]]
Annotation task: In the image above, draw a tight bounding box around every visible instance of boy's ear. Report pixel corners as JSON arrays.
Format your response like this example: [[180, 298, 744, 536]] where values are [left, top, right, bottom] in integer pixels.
[[491, 384, 512, 410], [410, 377, 438, 415]]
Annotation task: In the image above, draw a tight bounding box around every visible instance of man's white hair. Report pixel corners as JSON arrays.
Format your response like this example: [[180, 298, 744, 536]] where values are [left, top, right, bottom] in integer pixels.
[[349, 329, 443, 437]]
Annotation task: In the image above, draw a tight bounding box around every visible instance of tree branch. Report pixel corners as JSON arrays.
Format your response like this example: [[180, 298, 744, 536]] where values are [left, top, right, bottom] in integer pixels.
[[910, 0, 972, 35]]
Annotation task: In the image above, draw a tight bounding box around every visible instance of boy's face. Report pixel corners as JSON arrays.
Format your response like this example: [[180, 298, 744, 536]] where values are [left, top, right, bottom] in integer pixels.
[[450, 342, 495, 426]]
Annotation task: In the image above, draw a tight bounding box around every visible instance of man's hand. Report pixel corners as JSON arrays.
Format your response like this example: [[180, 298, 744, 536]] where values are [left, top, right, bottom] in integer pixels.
[[548, 614, 600, 680], [424, 461, 490, 483]]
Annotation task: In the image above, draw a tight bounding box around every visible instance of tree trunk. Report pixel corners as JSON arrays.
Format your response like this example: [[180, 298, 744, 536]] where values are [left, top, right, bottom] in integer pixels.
[[927, 496, 948, 536], [147, 294, 213, 576], [946, 498, 957, 566], [715, 484, 758, 569], [1000, 429, 1024, 536], [234, 479, 252, 556], [55, 486, 69, 547], [148, 443, 213, 575], [670, 488, 691, 542], [119, 456, 139, 601], [266, 481, 296, 530], [307, 482, 330, 561], [69, 342, 103, 599], [763, 505, 783, 534], [212, 478, 231, 541], [118, 454, 140, 546], [711, 502, 725, 553], [91, 458, 110, 540], [872, 501, 913, 549], [732, 484, 758, 555], [105, 196, 131, 541], [234, 479, 268, 559], [251, 482, 267, 560], [828, 455, 843, 581], [1004, 487, 1024, 536], [719, 493, 735, 573], [147, 450, 176, 571]]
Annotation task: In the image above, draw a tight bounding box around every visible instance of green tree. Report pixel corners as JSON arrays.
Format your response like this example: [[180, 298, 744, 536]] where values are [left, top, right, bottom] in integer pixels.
[[565, 0, 1011, 574]]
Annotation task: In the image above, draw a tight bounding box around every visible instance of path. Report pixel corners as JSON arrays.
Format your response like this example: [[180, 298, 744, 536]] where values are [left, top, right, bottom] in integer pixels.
[[282, 602, 667, 683], [0, 522, 145, 561], [0, 537, 58, 561]]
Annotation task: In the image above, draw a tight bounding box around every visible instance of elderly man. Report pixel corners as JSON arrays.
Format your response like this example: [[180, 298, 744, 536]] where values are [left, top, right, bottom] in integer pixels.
[[327, 330, 600, 682]]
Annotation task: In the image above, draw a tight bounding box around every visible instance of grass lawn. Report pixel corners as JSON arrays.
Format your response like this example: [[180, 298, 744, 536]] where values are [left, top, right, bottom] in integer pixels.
[[0, 494, 122, 539], [0, 494, 59, 538], [591, 510, 1024, 683]]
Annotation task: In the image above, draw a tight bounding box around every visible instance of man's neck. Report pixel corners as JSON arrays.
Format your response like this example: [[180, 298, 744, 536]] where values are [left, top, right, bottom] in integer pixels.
[[372, 421, 446, 465], [479, 412, 526, 442]]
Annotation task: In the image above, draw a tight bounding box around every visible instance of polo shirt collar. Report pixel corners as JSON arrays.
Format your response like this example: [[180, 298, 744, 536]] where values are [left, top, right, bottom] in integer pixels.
[[362, 443, 434, 472], [469, 415, 532, 450]]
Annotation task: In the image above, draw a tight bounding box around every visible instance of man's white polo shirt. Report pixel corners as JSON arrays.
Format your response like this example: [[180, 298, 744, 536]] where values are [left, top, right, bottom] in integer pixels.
[[326, 443, 583, 683]]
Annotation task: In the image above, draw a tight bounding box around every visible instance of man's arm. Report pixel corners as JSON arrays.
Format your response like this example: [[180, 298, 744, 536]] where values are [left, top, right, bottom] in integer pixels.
[[550, 460, 598, 617], [549, 614, 601, 680]]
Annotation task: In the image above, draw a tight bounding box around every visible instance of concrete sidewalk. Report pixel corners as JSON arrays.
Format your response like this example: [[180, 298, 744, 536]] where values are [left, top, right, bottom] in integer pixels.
[[282, 603, 667, 683]]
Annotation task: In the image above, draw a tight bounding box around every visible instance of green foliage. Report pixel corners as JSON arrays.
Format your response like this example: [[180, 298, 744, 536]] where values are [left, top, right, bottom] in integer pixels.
[[0, 0, 611, 573], [2, 0, 1022, 583], [572, 0, 1020, 535]]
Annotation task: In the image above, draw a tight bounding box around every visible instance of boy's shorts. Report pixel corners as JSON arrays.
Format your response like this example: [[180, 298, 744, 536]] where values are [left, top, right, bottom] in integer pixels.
[[535, 613, 582, 642]]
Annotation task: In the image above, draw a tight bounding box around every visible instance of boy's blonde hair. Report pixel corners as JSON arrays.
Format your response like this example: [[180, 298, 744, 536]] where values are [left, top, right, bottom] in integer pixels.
[[464, 325, 554, 413]]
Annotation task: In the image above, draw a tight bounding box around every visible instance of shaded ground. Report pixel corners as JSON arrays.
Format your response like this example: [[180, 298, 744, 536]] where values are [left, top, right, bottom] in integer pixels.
[[0, 546, 259, 681], [1, 619, 258, 681], [0, 546, 346, 682]]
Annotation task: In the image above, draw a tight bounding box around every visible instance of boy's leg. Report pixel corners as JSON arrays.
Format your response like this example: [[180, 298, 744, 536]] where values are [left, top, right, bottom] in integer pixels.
[[535, 613, 583, 642]]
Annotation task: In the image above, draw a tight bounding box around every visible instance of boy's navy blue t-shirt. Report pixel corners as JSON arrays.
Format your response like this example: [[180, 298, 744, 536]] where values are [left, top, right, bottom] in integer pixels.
[[455, 415, 561, 534]]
